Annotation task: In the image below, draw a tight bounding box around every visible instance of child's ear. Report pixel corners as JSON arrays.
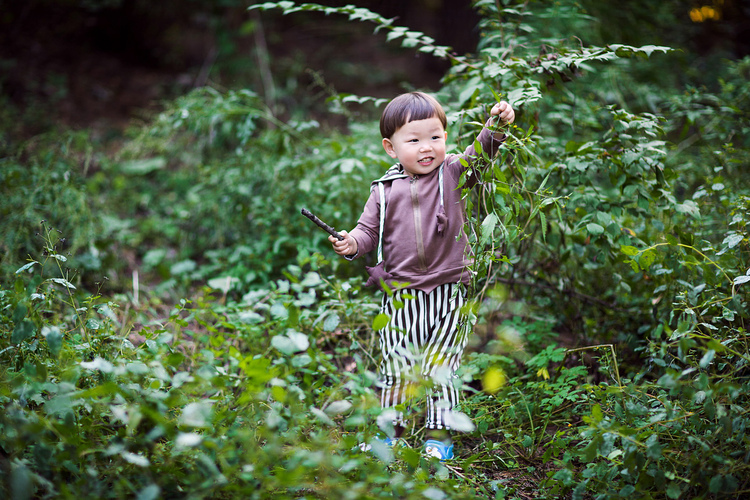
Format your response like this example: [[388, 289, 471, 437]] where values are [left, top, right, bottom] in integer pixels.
[[382, 138, 398, 158]]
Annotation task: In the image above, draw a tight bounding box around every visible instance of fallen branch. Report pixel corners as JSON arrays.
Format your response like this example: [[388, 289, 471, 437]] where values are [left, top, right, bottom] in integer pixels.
[[301, 208, 344, 240]]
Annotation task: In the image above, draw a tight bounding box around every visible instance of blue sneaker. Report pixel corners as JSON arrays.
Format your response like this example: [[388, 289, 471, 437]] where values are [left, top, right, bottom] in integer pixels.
[[423, 439, 454, 460]]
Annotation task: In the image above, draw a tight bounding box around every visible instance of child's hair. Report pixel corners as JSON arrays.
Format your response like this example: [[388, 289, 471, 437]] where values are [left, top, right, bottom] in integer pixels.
[[379, 92, 447, 139]]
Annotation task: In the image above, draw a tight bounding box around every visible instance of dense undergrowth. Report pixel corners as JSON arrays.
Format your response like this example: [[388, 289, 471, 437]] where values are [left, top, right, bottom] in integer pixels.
[[2, 1, 749, 498]]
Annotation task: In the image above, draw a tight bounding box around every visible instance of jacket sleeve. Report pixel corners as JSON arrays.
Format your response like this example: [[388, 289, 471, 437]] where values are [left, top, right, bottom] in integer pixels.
[[464, 123, 506, 165], [448, 123, 506, 187], [345, 187, 380, 260]]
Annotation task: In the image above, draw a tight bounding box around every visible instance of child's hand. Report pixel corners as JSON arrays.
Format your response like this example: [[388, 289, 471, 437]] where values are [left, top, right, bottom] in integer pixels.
[[329, 230, 358, 257], [490, 101, 515, 126]]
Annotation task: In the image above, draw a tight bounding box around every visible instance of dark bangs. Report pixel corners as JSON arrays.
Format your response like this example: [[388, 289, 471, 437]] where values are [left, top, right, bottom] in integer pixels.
[[380, 92, 447, 138]]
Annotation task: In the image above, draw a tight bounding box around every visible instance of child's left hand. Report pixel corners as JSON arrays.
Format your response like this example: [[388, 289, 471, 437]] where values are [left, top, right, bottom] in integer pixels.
[[490, 101, 515, 126]]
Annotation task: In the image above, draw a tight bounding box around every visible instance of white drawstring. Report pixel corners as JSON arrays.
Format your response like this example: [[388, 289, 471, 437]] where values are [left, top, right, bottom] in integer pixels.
[[377, 182, 385, 264], [375, 163, 444, 264]]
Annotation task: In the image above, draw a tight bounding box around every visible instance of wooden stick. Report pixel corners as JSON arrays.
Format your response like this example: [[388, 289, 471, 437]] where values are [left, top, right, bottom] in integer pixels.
[[301, 208, 344, 240]]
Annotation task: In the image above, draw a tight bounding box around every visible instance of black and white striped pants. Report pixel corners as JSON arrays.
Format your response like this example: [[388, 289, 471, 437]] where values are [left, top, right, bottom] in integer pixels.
[[377, 283, 470, 430]]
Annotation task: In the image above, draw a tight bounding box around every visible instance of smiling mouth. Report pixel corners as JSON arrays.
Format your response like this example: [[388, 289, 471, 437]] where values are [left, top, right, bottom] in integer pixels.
[[418, 157, 434, 165]]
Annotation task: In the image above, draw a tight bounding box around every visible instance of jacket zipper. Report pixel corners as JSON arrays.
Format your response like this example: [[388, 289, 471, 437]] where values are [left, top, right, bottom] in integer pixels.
[[410, 175, 427, 271]]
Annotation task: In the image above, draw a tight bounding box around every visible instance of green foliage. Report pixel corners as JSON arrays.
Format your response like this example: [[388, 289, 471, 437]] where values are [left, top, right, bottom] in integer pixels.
[[250, 2, 455, 60], [0, 133, 99, 280], [248, 1, 749, 497], [2, 242, 491, 498], [2, 0, 750, 498], [0, 87, 388, 296]]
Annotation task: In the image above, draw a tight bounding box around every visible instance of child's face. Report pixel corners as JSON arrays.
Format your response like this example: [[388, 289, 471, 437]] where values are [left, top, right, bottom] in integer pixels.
[[382, 116, 447, 177]]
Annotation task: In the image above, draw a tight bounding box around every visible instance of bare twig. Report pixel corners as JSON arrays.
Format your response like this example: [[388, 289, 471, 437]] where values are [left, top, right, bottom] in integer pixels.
[[251, 9, 277, 114], [301, 208, 344, 240]]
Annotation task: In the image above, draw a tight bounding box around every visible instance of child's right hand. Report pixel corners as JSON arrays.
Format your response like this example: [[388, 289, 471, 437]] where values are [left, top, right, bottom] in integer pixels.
[[329, 230, 358, 257], [490, 101, 515, 126]]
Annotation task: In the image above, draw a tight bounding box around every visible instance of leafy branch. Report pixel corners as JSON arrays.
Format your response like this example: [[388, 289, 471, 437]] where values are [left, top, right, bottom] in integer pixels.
[[250, 2, 472, 66], [621, 241, 736, 289]]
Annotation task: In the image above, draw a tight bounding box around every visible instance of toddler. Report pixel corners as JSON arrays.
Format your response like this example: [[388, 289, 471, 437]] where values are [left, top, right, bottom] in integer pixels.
[[330, 91, 515, 459]]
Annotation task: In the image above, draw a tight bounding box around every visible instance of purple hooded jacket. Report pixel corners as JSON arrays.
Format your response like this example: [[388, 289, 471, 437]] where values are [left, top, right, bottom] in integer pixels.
[[348, 125, 504, 292]]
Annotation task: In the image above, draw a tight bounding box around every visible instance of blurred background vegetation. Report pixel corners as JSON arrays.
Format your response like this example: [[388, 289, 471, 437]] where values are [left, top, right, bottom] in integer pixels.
[[1, 0, 748, 293], [1, 0, 749, 498]]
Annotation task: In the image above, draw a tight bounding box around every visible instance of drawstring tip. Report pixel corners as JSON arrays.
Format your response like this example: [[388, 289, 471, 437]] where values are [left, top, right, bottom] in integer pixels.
[[436, 209, 447, 237]]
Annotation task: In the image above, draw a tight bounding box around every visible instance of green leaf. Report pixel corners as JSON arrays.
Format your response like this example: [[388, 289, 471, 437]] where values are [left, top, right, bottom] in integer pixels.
[[586, 223, 604, 235], [12, 304, 27, 323], [175, 432, 203, 451], [292, 353, 312, 367], [618, 485, 635, 497], [310, 407, 335, 426], [386, 26, 408, 42], [271, 330, 309, 355], [723, 232, 743, 248], [580, 435, 601, 462], [709, 475, 724, 493], [179, 402, 213, 428], [12, 320, 35, 344], [10, 461, 33, 500], [136, 484, 161, 500], [369, 438, 394, 463], [645, 434, 663, 459], [507, 84, 543, 107], [207, 276, 238, 293], [119, 157, 166, 175], [42, 326, 63, 357], [552, 468, 574, 485], [142, 248, 167, 268], [422, 487, 447, 500], [48, 278, 76, 289], [480, 213, 499, 245], [15, 261, 39, 274], [620, 245, 640, 256], [675, 200, 700, 218], [666, 482, 682, 499], [300, 272, 323, 287], [76, 381, 120, 399], [121, 451, 150, 467], [171, 259, 197, 275], [706, 339, 725, 353], [80, 357, 115, 373], [639, 249, 657, 270], [323, 313, 340, 332], [591, 404, 603, 423], [699, 349, 715, 368], [445, 410, 476, 432], [324, 400, 353, 415], [373, 313, 390, 331], [638, 44, 672, 56], [270, 303, 288, 319], [457, 76, 481, 107], [271, 336, 294, 355]]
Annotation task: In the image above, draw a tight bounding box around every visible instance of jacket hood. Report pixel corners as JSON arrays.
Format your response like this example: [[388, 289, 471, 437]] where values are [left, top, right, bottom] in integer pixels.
[[371, 163, 410, 186]]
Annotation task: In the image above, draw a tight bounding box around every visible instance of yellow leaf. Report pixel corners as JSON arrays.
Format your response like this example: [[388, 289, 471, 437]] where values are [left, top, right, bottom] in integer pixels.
[[482, 366, 507, 394]]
